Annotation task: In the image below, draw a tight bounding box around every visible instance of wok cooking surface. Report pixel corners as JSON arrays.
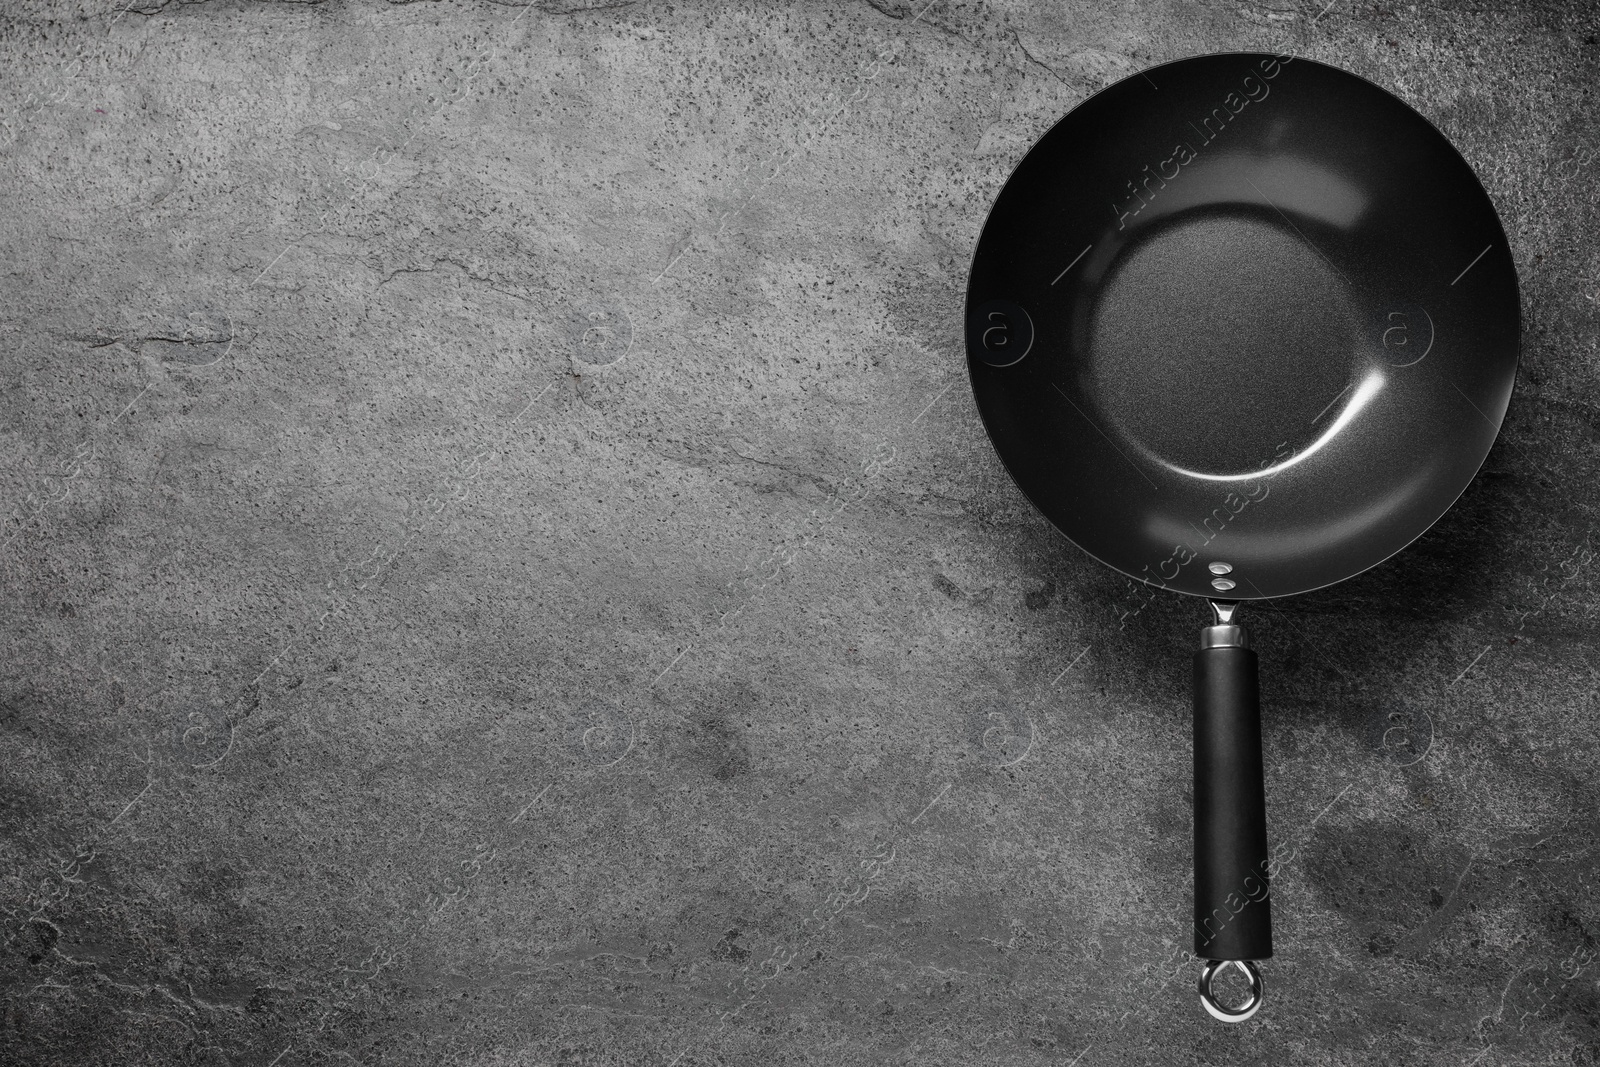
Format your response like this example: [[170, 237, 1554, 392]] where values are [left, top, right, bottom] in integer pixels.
[[966, 52, 1520, 600]]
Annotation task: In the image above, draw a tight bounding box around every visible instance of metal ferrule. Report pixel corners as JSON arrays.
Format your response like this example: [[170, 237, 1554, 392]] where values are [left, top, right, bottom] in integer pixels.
[[1199, 624, 1250, 650]]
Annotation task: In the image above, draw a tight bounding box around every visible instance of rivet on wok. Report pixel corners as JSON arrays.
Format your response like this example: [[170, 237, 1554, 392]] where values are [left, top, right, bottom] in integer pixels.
[[1209, 562, 1234, 575], [1211, 577, 1237, 591]]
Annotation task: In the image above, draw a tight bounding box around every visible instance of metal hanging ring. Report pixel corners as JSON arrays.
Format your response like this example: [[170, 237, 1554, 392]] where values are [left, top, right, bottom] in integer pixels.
[[1198, 959, 1264, 1023]]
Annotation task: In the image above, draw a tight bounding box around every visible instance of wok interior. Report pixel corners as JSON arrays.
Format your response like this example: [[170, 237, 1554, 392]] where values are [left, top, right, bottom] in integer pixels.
[[1087, 208, 1358, 479]]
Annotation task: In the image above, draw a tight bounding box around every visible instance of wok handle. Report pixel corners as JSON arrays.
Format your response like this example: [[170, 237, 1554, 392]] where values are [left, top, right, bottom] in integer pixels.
[[1193, 618, 1273, 965]]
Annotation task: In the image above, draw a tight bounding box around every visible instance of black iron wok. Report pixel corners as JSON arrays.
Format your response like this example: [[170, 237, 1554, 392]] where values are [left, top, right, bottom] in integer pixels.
[[964, 51, 1519, 1020]]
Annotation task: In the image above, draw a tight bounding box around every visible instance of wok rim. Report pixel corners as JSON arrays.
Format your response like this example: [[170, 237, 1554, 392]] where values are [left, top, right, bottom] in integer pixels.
[[963, 49, 1523, 603]]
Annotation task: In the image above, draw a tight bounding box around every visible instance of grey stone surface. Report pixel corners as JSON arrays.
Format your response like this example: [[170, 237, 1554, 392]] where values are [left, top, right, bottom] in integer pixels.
[[0, 0, 1597, 1064]]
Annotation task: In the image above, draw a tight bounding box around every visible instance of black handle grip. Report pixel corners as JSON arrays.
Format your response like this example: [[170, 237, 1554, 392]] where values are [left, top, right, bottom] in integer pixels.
[[1193, 643, 1273, 961]]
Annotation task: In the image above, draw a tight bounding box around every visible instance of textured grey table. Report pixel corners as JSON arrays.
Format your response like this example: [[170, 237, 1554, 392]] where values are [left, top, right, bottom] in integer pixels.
[[1, 1, 1596, 1064]]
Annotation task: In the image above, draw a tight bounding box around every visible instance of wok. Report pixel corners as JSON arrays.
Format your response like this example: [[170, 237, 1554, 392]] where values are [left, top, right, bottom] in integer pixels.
[[964, 51, 1519, 1020]]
